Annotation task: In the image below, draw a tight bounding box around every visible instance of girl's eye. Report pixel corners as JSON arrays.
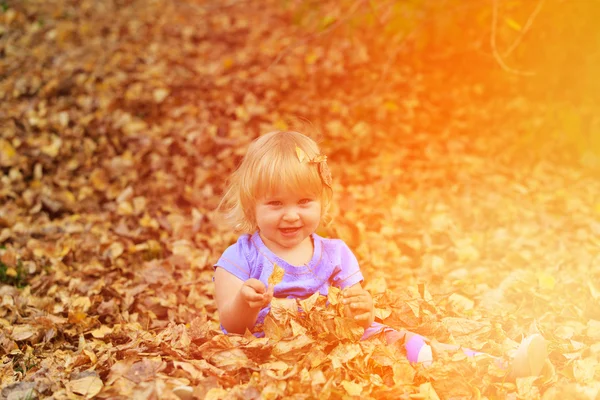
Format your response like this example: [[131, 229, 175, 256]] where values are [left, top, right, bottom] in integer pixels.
[[299, 198, 312, 205], [267, 201, 282, 206]]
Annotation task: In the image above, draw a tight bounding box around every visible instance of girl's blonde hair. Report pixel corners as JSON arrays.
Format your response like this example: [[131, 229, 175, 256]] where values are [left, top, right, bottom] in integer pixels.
[[218, 131, 333, 233]]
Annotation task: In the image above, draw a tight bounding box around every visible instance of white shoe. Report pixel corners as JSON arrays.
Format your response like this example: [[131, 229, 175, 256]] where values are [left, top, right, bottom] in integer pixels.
[[417, 343, 433, 367], [173, 385, 194, 400], [511, 334, 548, 378]]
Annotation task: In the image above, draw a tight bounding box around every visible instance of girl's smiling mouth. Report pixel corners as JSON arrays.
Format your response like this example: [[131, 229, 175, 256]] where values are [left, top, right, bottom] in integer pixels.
[[279, 227, 301, 236]]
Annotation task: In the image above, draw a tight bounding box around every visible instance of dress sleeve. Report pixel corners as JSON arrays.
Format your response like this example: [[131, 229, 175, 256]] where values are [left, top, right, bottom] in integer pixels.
[[214, 242, 251, 282], [330, 241, 364, 289]]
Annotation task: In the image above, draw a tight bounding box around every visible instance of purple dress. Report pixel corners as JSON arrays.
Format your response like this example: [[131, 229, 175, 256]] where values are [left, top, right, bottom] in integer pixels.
[[213, 232, 392, 339]]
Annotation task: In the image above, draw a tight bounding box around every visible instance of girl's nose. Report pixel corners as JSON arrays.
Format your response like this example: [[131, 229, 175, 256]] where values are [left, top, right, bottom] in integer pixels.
[[282, 208, 300, 221]]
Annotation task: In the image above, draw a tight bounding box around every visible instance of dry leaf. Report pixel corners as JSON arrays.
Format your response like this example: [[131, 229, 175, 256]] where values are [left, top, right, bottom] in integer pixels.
[[538, 273, 556, 290], [299, 291, 321, 313], [90, 325, 114, 338], [448, 293, 474, 312], [67, 372, 103, 398], [295, 145, 307, 163], [10, 325, 37, 341], [341, 380, 362, 396], [268, 263, 285, 287]]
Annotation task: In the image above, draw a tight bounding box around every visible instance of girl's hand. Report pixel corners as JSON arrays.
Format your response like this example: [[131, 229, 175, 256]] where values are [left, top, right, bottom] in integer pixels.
[[341, 284, 374, 326], [240, 279, 274, 309]]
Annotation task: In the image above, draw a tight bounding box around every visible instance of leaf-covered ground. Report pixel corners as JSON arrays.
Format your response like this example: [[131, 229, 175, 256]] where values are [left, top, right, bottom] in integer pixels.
[[1, 1, 600, 399]]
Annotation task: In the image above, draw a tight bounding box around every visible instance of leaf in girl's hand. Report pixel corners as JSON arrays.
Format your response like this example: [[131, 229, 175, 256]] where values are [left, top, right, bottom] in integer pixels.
[[327, 286, 342, 305], [295, 145, 307, 163], [268, 263, 285, 287]]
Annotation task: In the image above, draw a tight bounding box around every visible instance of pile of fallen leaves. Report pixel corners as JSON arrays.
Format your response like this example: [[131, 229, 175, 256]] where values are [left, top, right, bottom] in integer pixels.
[[1, 0, 600, 398]]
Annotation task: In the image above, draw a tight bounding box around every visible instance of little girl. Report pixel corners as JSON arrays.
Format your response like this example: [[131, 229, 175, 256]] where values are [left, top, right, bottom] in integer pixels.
[[213, 130, 548, 378]]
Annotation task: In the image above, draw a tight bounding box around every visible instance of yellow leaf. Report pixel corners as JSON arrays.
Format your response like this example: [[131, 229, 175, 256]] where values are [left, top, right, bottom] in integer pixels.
[[295, 145, 307, 163], [204, 388, 229, 400], [405, 298, 420, 318], [305, 51, 318, 65], [505, 17, 522, 31], [538, 273, 556, 290], [71, 296, 92, 312], [91, 325, 114, 339], [374, 307, 392, 320], [573, 357, 597, 384], [341, 380, 362, 396], [153, 88, 169, 103], [11, 324, 37, 341], [273, 119, 288, 131], [587, 319, 600, 339], [272, 335, 314, 358], [105, 242, 124, 261], [290, 319, 307, 336], [455, 239, 480, 262], [393, 363, 415, 384], [329, 343, 362, 368], [419, 382, 441, 400], [310, 369, 326, 385], [515, 376, 538, 398], [269, 297, 297, 323], [234, 106, 249, 121], [90, 168, 108, 191], [67, 374, 103, 397], [268, 263, 285, 287], [299, 291, 320, 313], [0, 139, 17, 166], [69, 311, 88, 324], [321, 15, 336, 29], [448, 293, 474, 312], [365, 276, 387, 294], [122, 119, 147, 135], [441, 317, 491, 336], [223, 57, 234, 69], [383, 101, 399, 111], [327, 285, 342, 306], [589, 281, 600, 300], [41, 135, 62, 158]]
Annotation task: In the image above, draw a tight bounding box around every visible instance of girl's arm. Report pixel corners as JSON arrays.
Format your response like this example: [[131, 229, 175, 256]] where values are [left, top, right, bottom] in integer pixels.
[[214, 267, 273, 334]]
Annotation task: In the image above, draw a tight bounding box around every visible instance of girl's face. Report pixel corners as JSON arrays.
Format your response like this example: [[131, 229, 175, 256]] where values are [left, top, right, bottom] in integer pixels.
[[255, 190, 321, 254]]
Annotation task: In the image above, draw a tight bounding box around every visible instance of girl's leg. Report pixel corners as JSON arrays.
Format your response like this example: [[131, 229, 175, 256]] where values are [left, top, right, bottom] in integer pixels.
[[384, 329, 485, 365], [383, 328, 547, 378], [382, 329, 434, 366]]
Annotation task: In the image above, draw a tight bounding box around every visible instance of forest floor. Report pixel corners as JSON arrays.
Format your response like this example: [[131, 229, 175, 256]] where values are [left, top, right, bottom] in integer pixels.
[[1, 0, 600, 399]]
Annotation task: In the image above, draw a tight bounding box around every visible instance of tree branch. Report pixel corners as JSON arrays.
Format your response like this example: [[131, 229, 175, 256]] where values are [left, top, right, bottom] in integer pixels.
[[502, 0, 546, 59], [491, 0, 535, 76]]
